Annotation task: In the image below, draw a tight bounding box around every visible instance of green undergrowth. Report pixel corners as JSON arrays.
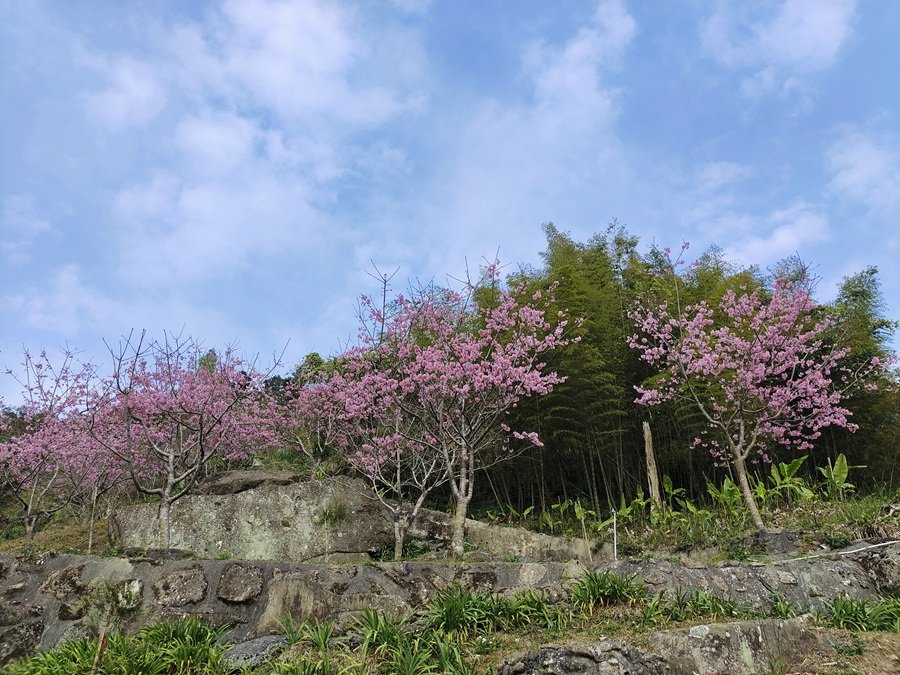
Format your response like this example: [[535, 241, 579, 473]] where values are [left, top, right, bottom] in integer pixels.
[[477, 473, 897, 562], [8, 572, 898, 674], [4, 615, 229, 675]]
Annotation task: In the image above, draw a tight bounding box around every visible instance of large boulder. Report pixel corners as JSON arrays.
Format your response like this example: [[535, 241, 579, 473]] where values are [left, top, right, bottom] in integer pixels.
[[651, 616, 827, 675], [109, 476, 392, 562], [497, 617, 833, 675], [497, 641, 667, 674]]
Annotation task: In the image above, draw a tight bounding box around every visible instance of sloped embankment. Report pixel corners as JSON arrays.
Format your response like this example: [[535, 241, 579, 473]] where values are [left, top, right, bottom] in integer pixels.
[[1, 539, 897, 672]]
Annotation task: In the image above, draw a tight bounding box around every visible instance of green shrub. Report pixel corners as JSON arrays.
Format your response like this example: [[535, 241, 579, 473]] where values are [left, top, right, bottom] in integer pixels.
[[423, 585, 502, 638], [571, 569, 646, 615], [825, 597, 900, 632]]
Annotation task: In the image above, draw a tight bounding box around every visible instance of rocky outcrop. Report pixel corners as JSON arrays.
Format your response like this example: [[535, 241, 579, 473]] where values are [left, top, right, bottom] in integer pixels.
[[497, 617, 837, 675], [108, 475, 392, 562], [610, 546, 895, 613], [652, 616, 828, 675], [193, 469, 303, 495], [109, 472, 592, 562], [497, 640, 668, 674]]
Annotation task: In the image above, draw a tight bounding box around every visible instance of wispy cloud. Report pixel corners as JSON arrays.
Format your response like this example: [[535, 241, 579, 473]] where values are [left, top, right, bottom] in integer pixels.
[[827, 127, 900, 218], [415, 0, 637, 271], [0, 195, 55, 264], [724, 202, 831, 265], [2, 265, 119, 336], [700, 0, 857, 102], [90, 0, 425, 289], [83, 57, 168, 131]]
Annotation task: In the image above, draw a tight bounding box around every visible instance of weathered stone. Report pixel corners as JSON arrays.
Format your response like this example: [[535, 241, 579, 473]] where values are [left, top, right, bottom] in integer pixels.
[[740, 529, 815, 556], [111, 473, 593, 563], [223, 634, 287, 670], [38, 564, 84, 600], [152, 566, 208, 606], [0, 537, 897, 668], [195, 469, 302, 495], [608, 553, 883, 612], [651, 616, 824, 675], [0, 620, 44, 667], [498, 617, 834, 675], [217, 563, 264, 603], [57, 600, 85, 621], [111, 477, 394, 561], [0, 602, 41, 627], [412, 509, 592, 562], [496, 641, 667, 674]]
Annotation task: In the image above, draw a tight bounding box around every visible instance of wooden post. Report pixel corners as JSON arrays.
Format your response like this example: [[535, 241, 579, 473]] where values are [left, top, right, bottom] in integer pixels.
[[643, 421, 663, 510]]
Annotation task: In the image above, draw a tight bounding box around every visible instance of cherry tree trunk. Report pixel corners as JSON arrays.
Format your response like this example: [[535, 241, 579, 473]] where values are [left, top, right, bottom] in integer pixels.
[[450, 495, 470, 556], [733, 453, 766, 531], [392, 519, 408, 561], [157, 499, 172, 548]]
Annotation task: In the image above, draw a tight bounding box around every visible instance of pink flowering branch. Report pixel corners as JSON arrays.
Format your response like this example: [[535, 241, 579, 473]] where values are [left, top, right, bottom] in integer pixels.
[[319, 261, 576, 555], [93, 331, 282, 546], [629, 247, 887, 531]]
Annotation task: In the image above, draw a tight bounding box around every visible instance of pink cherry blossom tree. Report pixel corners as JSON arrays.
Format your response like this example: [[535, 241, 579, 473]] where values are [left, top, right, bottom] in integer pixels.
[[318, 363, 450, 560], [628, 247, 885, 531], [329, 264, 575, 555], [0, 350, 108, 539], [95, 332, 281, 547], [278, 380, 345, 479]]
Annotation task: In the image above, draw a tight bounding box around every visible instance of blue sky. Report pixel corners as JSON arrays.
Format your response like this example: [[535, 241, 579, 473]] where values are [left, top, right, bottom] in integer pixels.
[[2, 0, 898, 403]]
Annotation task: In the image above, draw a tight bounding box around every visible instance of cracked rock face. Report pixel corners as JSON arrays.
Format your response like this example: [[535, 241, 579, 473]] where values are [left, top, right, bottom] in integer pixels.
[[217, 563, 264, 603], [152, 566, 208, 607], [497, 641, 667, 674]]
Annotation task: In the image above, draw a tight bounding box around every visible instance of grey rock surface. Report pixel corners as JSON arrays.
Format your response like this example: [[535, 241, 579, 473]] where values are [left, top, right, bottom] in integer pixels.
[[223, 634, 287, 670], [497, 641, 667, 674], [152, 565, 208, 607], [109, 472, 593, 563], [1, 543, 896, 667], [109, 476, 392, 561], [652, 616, 826, 674], [194, 469, 303, 495], [217, 563, 264, 603]]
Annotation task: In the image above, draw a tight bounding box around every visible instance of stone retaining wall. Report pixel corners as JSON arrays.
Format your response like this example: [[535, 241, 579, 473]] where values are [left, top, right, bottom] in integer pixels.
[[2, 542, 896, 667]]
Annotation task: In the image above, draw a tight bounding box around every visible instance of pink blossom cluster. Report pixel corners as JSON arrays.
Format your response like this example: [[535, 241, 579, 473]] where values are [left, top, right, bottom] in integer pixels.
[[1, 338, 282, 534], [628, 278, 885, 465], [294, 264, 575, 546]]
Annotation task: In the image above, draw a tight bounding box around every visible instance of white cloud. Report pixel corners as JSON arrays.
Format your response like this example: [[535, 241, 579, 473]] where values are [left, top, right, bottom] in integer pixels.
[[174, 111, 258, 175], [701, 0, 857, 100], [113, 171, 318, 286], [827, 128, 900, 216], [724, 202, 831, 265], [694, 161, 754, 194], [0, 195, 54, 264], [83, 57, 168, 131], [525, 0, 635, 114], [680, 161, 756, 227], [2, 265, 119, 336], [414, 0, 637, 271], [84, 0, 427, 289], [164, 0, 411, 126]]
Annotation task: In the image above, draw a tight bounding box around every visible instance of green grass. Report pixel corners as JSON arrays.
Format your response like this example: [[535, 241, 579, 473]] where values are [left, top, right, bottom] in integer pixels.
[[5, 615, 229, 675]]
